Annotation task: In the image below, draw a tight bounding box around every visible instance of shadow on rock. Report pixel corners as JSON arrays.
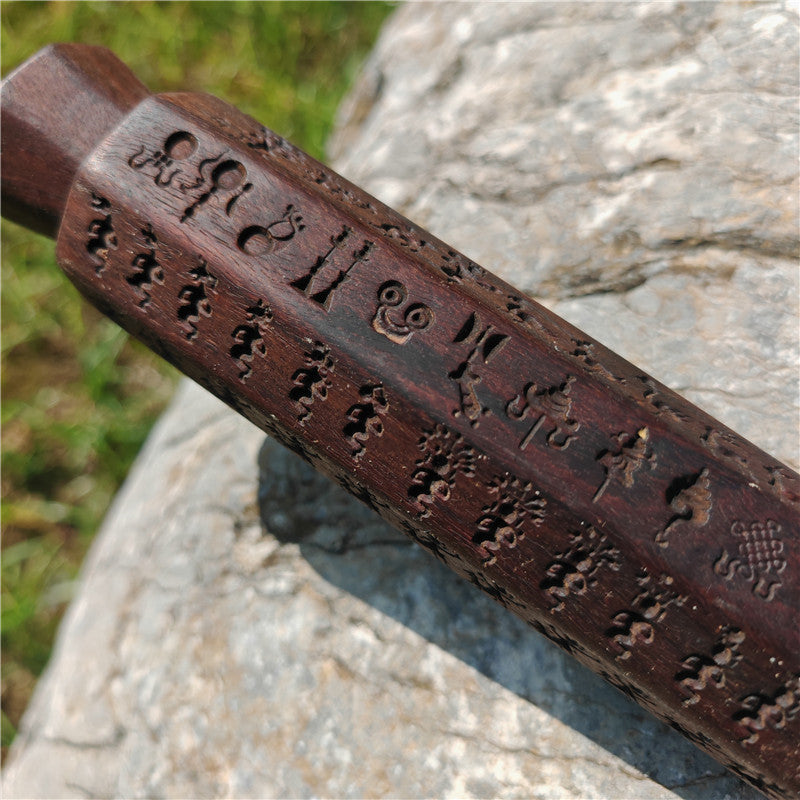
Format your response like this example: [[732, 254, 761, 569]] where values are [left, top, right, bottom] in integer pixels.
[[258, 438, 747, 799]]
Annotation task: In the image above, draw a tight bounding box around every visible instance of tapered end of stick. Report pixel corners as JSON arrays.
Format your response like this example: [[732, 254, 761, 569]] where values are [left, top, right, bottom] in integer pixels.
[[1, 43, 150, 238]]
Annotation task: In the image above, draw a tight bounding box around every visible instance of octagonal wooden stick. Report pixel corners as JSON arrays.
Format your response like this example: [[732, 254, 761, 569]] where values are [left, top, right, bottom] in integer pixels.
[[2, 44, 798, 798]]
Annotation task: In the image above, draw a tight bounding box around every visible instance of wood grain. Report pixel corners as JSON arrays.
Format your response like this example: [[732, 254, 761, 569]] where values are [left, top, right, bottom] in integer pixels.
[[2, 44, 798, 798]]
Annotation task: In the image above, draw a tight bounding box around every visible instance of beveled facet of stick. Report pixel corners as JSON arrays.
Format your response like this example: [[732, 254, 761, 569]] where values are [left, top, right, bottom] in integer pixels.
[[2, 44, 798, 799]]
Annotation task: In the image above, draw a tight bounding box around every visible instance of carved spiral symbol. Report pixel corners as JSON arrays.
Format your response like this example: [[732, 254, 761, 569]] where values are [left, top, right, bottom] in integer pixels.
[[405, 303, 434, 331], [378, 280, 407, 307]]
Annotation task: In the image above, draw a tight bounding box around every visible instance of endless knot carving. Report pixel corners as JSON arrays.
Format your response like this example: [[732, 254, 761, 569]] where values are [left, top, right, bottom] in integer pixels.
[[714, 520, 786, 602]]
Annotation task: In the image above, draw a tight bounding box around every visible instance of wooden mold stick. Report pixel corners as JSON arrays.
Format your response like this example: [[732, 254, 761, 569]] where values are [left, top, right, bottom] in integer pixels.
[[2, 44, 798, 798]]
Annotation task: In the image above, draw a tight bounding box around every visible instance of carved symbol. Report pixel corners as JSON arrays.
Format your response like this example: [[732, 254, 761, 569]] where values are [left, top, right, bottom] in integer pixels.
[[181, 157, 253, 222], [343, 384, 388, 461], [714, 520, 786, 601], [86, 194, 117, 274], [230, 299, 273, 381], [764, 465, 800, 505], [676, 627, 745, 706], [571, 338, 625, 382], [408, 424, 476, 518], [506, 375, 579, 450], [608, 571, 687, 660], [291, 227, 373, 311], [448, 312, 509, 426], [541, 526, 621, 612], [637, 376, 689, 424], [593, 428, 655, 502], [473, 476, 546, 566], [371, 281, 434, 344], [237, 205, 305, 256], [246, 125, 304, 164], [290, 343, 335, 425], [311, 168, 377, 214], [177, 257, 217, 339], [128, 130, 199, 186], [126, 224, 163, 307], [734, 674, 800, 745], [376, 223, 426, 252], [655, 468, 712, 547], [438, 249, 486, 282]]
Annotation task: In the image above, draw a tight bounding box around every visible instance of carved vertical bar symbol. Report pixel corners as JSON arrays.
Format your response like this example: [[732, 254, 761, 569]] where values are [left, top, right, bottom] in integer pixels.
[[292, 226, 373, 311]]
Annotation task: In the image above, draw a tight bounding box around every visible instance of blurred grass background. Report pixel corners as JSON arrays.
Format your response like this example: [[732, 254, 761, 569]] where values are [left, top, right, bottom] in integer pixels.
[[0, 0, 393, 760]]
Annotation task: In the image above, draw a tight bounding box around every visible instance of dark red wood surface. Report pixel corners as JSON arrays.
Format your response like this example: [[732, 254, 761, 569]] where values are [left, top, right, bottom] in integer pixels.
[[3, 44, 799, 798]]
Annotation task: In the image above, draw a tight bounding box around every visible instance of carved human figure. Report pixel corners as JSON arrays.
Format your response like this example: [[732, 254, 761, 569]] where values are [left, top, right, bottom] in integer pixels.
[[86, 194, 117, 274], [290, 343, 335, 424], [230, 299, 273, 380], [344, 384, 389, 460]]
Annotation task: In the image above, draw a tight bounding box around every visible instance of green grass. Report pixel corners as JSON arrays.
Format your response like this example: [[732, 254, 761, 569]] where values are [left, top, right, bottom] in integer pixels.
[[0, 0, 394, 759]]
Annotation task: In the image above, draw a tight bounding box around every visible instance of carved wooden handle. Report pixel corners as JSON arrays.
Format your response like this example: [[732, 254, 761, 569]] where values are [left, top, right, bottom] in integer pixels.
[[2, 44, 798, 799]]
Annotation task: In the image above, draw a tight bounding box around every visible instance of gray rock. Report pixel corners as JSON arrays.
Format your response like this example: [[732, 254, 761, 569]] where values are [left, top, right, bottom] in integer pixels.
[[331, 0, 799, 468], [4, 2, 797, 798]]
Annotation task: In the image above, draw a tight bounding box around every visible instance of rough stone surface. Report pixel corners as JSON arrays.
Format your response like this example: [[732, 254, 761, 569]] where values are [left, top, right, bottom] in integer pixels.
[[331, 0, 799, 468], [4, 3, 797, 799]]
